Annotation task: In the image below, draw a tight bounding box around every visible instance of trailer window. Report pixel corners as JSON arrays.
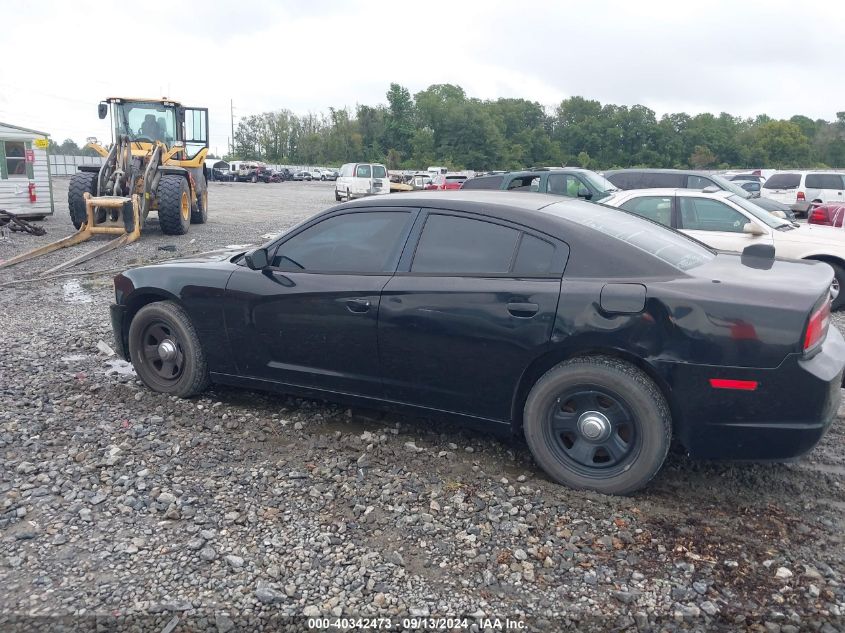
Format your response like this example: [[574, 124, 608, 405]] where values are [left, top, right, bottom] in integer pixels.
[[4, 142, 26, 178]]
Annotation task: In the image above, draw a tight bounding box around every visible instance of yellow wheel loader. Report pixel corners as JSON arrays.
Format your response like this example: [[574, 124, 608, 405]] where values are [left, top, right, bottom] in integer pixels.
[[0, 97, 209, 274]]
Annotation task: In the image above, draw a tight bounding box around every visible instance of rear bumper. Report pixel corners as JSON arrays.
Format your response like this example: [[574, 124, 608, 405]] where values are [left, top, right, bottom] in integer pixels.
[[666, 327, 845, 460], [110, 303, 129, 361]]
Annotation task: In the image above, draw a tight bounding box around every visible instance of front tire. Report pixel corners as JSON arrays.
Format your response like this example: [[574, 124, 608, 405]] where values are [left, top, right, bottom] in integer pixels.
[[128, 301, 209, 397], [334, 189, 342, 201], [828, 262, 845, 310], [157, 175, 191, 235], [523, 356, 671, 495], [68, 171, 97, 229]]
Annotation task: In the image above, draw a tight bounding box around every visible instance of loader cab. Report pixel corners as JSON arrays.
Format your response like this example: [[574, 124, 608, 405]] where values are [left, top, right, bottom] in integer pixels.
[[105, 98, 208, 160]]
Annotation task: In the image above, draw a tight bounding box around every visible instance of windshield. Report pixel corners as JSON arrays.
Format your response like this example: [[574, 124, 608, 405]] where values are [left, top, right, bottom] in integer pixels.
[[568, 203, 715, 271], [581, 171, 618, 192], [115, 102, 176, 145], [710, 174, 750, 198], [727, 195, 791, 229]]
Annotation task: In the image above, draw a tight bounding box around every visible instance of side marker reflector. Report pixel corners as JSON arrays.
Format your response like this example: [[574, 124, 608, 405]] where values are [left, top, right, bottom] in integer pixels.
[[709, 378, 758, 391]]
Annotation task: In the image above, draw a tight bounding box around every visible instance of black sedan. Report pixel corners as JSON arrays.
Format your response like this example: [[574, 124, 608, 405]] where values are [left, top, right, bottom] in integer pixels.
[[110, 192, 845, 494]]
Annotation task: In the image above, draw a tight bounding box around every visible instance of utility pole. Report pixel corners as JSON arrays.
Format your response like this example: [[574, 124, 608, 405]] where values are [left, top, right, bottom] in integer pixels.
[[230, 99, 235, 157]]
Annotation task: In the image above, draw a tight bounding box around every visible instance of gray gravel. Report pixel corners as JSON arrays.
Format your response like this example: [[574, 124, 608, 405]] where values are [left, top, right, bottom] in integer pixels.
[[0, 179, 844, 631]]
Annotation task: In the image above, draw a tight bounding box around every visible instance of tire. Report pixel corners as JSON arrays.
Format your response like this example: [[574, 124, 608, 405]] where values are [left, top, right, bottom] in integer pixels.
[[829, 262, 845, 311], [128, 301, 209, 397], [251, 175, 258, 183], [191, 180, 208, 224], [157, 175, 191, 235], [334, 190, 342, 201], [523, 355, 671, 495], [68, 171, 97, 229], [346, 188, 352, 201], [321, 175, 326, 181]]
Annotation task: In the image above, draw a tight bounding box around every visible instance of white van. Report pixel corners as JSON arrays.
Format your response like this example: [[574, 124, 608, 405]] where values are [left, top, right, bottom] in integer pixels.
[[335, 163, 390, 201], [761, 171, 845, 215]]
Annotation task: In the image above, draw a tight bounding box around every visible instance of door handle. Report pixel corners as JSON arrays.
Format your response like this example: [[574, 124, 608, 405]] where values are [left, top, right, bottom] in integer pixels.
[[346, 298, 371, 313], [507, 302, 539, 317]]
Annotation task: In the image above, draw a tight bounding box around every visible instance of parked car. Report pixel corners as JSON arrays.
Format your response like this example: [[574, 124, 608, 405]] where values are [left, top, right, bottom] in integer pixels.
[[311, 169, 325, 180], [727, 173, 767, 185], [110, 192, 845, 494], [335, 162, 389, 200], [761, 171, 845, 216], [425, 174, 468, 190], [269, 168, 292, 183], [603, 188, 845, 308], [211, 168, 234, 182], [409, 173, 433, 190], [321, 169, 339, 181], [605, 168, 795, 219], [733, 179, 762, 195], [462, 168, 618, 202], [809, 203, 845, 228], [293, 171, 312, 181]]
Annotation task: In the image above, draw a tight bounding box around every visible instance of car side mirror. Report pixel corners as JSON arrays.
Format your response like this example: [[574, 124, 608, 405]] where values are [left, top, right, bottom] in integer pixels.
[[98, 102, 108, 119], [244, 247, 269, 270], [743, 222, 765, 236], [577, 186, 592, 200]]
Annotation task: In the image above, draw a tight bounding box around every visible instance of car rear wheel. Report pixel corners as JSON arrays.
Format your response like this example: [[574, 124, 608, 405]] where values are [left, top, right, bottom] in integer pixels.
[[828, 262, 845, 310], [335, 190, 342, 201], [128, 301, 210, 397], [346, 188, 352, 201], [523, 355, 671, 495]]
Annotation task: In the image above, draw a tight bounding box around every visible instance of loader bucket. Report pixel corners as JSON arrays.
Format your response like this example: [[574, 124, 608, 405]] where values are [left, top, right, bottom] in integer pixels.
[[0, 193, 142, 275]]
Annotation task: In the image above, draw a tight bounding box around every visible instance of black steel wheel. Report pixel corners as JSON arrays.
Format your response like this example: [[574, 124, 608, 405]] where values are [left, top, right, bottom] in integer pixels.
[[128, 301, 209, 397], [523, 356, 671, 495]]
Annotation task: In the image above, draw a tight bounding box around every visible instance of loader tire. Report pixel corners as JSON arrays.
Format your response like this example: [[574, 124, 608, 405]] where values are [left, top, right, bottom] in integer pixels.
[[68, 171, 97, 230], [191, 181, 208, 224], [157, 175, 191, 235]]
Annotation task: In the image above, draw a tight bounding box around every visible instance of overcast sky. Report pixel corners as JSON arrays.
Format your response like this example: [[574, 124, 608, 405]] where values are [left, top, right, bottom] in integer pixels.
[[1, 0, 842, 154]]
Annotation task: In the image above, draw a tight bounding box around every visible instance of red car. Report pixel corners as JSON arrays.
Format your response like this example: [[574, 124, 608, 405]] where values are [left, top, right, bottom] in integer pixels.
[[424, 174, 468, 191], [808, 203, 845, 227]]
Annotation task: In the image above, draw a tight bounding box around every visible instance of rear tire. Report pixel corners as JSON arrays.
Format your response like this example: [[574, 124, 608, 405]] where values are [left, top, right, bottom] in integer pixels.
[[346, 188, 352, 201], [523, 355, 671, 495], [128, 301, 209, 397], [68, 171, 97, 229], [829, 262, 845, 311], [157, 175, 191, 235], [335, 190, 342, 201], [191, 181, 208, 224]]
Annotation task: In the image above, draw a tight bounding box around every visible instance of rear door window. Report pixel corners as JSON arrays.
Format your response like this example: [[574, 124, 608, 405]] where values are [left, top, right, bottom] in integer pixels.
[[372, 164, 387, 178], [763, 173, 801, 189], [678, 197, 747, 233], [643, 173, 683, 188], [619, 196, 673, 227], [411, 215, 519, 274], [806, 174, 844, 189], [356, 164, 372, 178], [505, 175, 538, 191]]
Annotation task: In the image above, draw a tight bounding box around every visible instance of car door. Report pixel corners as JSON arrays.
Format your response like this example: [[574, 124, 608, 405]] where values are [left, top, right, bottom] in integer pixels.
[[378, 211, 568, 422], [353, 164, 372, 196], [676, 196, 773, 252], [224, 208, 416, 397], [546, 173, 592, 199]]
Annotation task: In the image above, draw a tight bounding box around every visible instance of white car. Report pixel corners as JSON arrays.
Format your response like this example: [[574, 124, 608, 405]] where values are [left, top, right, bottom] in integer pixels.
[[761, 171, 845, 215], [335, 163, 390, 201], [603, 188, 845, 308]]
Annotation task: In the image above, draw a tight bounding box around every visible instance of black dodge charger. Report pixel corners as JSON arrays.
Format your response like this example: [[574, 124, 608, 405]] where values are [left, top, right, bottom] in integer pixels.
[[110, 192, 845, 494]]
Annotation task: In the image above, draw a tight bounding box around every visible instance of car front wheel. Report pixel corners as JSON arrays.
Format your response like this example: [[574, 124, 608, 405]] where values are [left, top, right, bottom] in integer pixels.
[[128, 301, 210, 397], [523, 355, 671, 495]]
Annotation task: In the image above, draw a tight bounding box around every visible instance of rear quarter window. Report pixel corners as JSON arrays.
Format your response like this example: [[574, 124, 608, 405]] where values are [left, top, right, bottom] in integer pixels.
[[461, 175, 504, 190], [806, 174, 845, 189], [763, 173, 800, 189]]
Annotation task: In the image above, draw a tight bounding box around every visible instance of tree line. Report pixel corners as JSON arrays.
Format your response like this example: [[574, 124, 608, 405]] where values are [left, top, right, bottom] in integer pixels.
[[229, 84, 845, 171]]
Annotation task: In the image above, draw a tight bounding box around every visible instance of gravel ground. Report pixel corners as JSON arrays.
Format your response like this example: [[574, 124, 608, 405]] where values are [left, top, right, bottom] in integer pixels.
[[1, 180, 844, 632]]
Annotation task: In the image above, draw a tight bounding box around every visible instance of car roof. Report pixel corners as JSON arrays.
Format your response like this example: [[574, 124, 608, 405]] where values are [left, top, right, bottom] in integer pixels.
[[605, 188, 735, 199], [603, 168, 716, 176]]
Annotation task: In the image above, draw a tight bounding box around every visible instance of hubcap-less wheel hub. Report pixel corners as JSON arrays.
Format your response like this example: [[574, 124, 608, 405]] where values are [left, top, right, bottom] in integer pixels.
[[157, 340, 178, 361], [578, 411, 611, 442]]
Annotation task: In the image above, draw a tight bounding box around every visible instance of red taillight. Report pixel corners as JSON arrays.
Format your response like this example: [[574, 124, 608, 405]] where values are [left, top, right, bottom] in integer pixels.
[[804, 297, 831, 352], [810, 206, 832, 225], [709, 378, 758, 391], [797, 191, 806, 201]]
